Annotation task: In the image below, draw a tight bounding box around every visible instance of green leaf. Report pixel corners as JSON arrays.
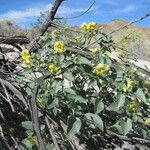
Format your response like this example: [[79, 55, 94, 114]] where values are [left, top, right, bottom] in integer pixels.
[[107, 94, 126, 111], [64, 88, 76, 95], [78, 56, 91, 66], [67, 116, 82, 139], [135, 88, 146, 103], [34, 77, 44, 86], [53, 80, 62, 94], [120, 118, 132, 135], [20, 139, 33, 149], [85, 113, 103, 131], [95, 101, 104, 114], [111, 121, 122, 134], [63, 72, 74, 82], [22, 121, 33, 131], [47, 97, 58, 110], [46, 143, 53, 150], [75, 96, 87, 104]]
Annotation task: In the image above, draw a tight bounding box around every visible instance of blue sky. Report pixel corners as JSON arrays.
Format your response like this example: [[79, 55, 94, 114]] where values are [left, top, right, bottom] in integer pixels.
[[0, 0, 150, 28]]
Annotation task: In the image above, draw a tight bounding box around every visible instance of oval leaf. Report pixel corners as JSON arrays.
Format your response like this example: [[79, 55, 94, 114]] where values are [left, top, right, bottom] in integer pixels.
[[67, 116, 82, 139], [85, 113, 103, 131]]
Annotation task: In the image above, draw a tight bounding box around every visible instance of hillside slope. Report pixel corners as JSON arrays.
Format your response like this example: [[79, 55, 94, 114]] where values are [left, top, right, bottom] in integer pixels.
[[99, 19, 150, 61]]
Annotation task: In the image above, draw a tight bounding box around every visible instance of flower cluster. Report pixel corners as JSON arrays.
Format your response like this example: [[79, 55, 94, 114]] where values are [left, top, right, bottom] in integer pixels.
[[51, 29, 58, 37], [93, 63, 109, 76], [145, 118, 150, 124], [81, 22, 97, 32], [127, 101, 140, 112], [90, 48, 101, 54], [54, 41, 64, 53], [48, 64, 60, 74], [122, 78, 134, 92], [27, 135, 36, 145], [21, 49, 31, 68], [36, 98, 43, 106]]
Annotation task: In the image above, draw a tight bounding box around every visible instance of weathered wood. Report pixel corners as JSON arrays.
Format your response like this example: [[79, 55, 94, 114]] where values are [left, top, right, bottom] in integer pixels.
[[30, 0, 65, 52], [0, 36, 30, 45]]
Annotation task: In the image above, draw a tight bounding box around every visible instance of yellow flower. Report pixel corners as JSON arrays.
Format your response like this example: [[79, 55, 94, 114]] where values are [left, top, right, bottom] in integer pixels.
[[36, 99, 43, 106], [27, 135, 36, 145], [127, 101, 139, 112], [86, 22, 97, 31], [21, 49, 30, 60], [90, 48, 101, 54], [75, 36, 82, 42], [23, 61, 31, 68], [93, 63, 109, 76], [145, 118, 150, 124], [80, 22, 97, 32], [130, 67, 138, 74], [48, 64, 59, 73], [21, 49, 31, 68], [54, 41, 64, 53], [80, 23, 88, 31], [51, 30, 58, 37], [123, 78, 134, 92]]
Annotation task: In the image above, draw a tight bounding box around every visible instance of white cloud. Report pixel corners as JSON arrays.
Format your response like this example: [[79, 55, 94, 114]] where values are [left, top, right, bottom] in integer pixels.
[[0, 3, 97, 23], [115, 5, 136, 13]]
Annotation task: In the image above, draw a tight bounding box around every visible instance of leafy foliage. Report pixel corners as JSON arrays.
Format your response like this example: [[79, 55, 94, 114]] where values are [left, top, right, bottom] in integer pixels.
[[1, 21, 150, 149], [18, 24, 150, 149]]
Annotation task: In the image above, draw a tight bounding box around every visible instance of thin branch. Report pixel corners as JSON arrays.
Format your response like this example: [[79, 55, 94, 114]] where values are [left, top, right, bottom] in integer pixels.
[[40, 0, 65, 36], [107, 130, 150, 144], [0, 78, 28, 108], [9, 134, 21, 150], [0, 79, 15, 112], [30, 84, 46, 150], [55, 0, 95, 20], [30, 0, 65, 52], [86, 13, 150, 48], [0, 36, 30, 45], [108, 13, 150, 35], [0, 135, 11, 150], [45, 117, 60, 150]]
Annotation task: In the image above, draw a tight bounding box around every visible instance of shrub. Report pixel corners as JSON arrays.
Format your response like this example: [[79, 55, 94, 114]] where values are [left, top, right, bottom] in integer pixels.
[[17, 23, 150, 149]]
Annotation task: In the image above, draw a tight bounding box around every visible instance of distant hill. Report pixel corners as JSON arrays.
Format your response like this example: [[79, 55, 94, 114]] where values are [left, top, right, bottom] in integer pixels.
[[98, 19, 150, 61]]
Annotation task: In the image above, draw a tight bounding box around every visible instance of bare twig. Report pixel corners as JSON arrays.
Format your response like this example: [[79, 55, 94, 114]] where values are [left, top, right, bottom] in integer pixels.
[[9, 134, 21, 150], [45, 117, 60, 150], [55, 0, 95, 20], [107, 130, 150, 144], [30, 84, 46, 150], [0, 135, 11, 150], [0, 79, 15, 112], [0, 78, 28, 108], [30, 0, 65, 52], [0, 36, 30, 45], [41, 0, 65, 36], [108, 13, 150, 35], [86, 13, 150, 48]]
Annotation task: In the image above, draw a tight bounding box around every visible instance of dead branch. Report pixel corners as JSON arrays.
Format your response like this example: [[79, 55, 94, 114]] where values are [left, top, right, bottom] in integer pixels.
[[55, 0, 95, 20], [30, 84, 46, 150], [108, 13, 150, 35], [0, 36, 30, 45], [45, 117, 60, 150], [40, 0, 65, 36], [0, 78, 28, 108], [30, 0, 65, 52], [0, 80, 15, 112], [86, 13, 150, 48]]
